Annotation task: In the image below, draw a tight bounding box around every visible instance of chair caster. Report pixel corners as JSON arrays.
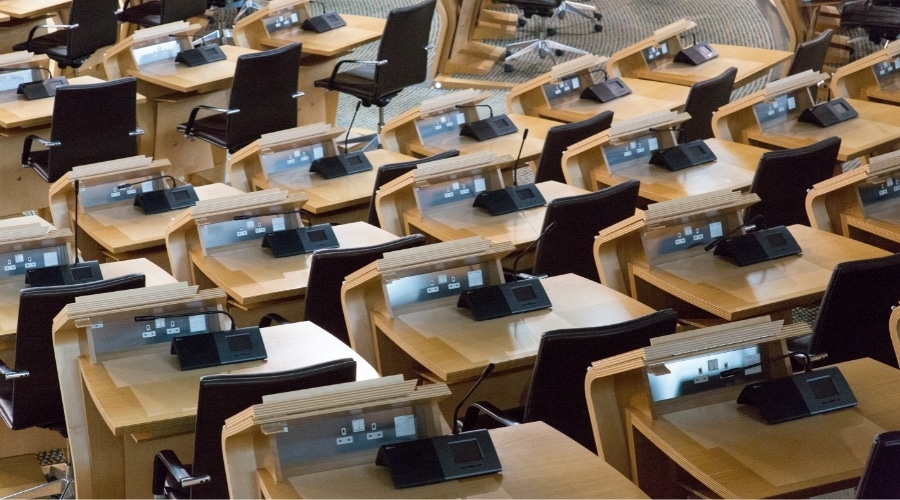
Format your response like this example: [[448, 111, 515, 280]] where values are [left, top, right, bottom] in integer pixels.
[[504, 63, 514, 73], [554, 49, 564, 57], [594, 24, 602, 32], [594, 13, 603, 21], [547, 27, 557, 36], [505, 49, 512, 57], [518, 16, 526, 27]]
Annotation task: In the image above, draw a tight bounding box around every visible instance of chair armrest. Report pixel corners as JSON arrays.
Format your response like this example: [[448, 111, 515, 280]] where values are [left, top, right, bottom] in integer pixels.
[[130, 127, 145, 137], [462, 401, 520, 431], [25, 23, 78, 45], [0, 360, 29, 380], [322, 59, 388, 88], [258, 312, 290, 328], [182, 105, 238, 136], [152, 449, 210, 496], [21, 134, 59, 166]]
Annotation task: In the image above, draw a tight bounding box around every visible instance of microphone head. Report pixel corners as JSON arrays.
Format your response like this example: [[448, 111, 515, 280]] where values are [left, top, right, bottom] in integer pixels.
[[521, 128, 529, 140]]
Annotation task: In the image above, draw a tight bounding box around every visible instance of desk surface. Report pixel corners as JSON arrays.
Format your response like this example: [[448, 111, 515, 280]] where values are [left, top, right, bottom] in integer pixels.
[[190, 221, 398, 307], [126, 45, 257, 94], [535, 77, 691, 124], [0, 0, 66, 18], [372, 273, 656, 384], [628, 224, 890, 321], [404, 181, 588, 247], [745, 98, 900, 162], [261, 421, 648, 499], [630, 358, 900, 498], [78, 183, 242, 255], [256, 14, 385, 57], [628, 44, 793, 88], [592, 139, 766, 203], [0, 76, 146, 129], [80, 321, 379, 439]]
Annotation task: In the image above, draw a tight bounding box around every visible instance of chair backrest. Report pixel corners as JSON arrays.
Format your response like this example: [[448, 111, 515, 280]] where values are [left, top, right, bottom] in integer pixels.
[[523, 309, 679, 452], [303, 234, 426, 345], [533, 179, 639, 282], [787, 28, 834, 76], [46, 77, 139, 182], [534, 110, 614, 184], [856, 430, 900, 499], [808, 252, 900, 369], [371, 0, 436, 101], [189, 359, 357, 499], [680, 67, 737, 143], [66, 0, 120, 64], [366, 149, 460, 227], [161, 0, 209, 24], [745, 136, 840, 228], [226, 43, 302, 152], [1, 274, 146, 433]]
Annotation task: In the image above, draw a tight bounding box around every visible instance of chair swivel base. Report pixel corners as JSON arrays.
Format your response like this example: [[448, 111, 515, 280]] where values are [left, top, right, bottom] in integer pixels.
[[503, 38, 588, 72], [553, 1, 602, 33]]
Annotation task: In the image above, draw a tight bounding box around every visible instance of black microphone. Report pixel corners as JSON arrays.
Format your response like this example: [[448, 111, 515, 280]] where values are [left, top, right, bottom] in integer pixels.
[[117, 174, 176, 190], [452, 362, 495, 435], [455, 103, 494, 118], [135, 309, 237, 331], [720, 350, 811, 378], [704, 214, 765, 252], [308, 0, 326, 15], [511, 220, 556, 280], [512, 128, 529, 187]]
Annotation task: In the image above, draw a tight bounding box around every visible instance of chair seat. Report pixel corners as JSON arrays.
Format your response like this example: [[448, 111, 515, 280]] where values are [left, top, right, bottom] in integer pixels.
[[315, 66, 401, 108], [24, 150, 53, 182], [177, 113, 231, 151], [12, 32, 66, 54], [117, 1, 162, 26]]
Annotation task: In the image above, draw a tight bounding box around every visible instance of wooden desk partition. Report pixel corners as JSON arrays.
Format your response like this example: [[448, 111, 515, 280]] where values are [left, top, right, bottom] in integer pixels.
[[831, 39, 900, 105], [507, 54, 691, 124], [222, 375, 451, 499], [227, 123, 416, 223], [605, 19, 792, 89]]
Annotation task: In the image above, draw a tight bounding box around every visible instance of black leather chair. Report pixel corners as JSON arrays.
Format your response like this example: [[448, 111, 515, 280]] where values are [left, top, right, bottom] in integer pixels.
[[259, 234, 426, 346], [366, 149, 460, 227], [461, 309, 678, 453], [12, 0, 119, 72], [0, 274, 146, 496], [178, 42, 302, 154], [117, 0, 208, 29], [152, 358, 357, 499], [531, 179, 640, 282], [314, 0, 436, 139], [534, 110, 613, 184], [799, 252, 900, 369], [680, 67, 737, 143], [786, 28, 834, 76], [21, 77, 143, 183], [745, 136, 840, 228], [856, 430, 900, 499]]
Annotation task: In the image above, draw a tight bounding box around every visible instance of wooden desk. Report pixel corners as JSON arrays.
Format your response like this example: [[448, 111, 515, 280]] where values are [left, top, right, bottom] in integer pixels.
[[402, 181, 589, 247], [189, 221, 399, 313], [510, 76, 691, 124], [66, 319, 378, 499], [628, 358, 900, 498], [830, 39, 900, 105], [596, 222, 890, 323], [0, 0, 68, 19], [370, 273, 656, 422], [587, 139, 766, 203], [609, 43, 793, 89], [233, 5, 385, 125], [259, 422, 648, 499]]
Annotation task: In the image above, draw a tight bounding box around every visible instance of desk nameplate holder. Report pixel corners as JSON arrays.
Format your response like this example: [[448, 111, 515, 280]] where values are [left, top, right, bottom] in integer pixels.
[[220, 376, 454, 498]]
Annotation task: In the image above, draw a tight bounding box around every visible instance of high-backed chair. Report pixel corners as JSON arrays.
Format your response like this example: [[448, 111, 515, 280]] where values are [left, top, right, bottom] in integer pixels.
[[152, 359, 357, 499], [314, 0, 436, 140], [531, 179, 639, 282], [21, 77, 143, 183], [501, 0, 589, 72], [786, 28, 833, 76], [178, 43, 302, 154], [534, 110, 613, 184], [0, 274, 146, 496], [366, 149, 460, 227], [259, 235, 426, 345], [801, 252, 900, 369], [680, 67, 737, 143], [461, 309, 678, 452], [12, 0, 119, 72], [856, 430, 900, 499], [744, 136, 840, 228], [117, 0, 209, 30]]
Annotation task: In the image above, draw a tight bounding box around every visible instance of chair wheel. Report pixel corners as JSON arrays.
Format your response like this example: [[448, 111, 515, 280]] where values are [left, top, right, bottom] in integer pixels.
[[517, 17, 526, 27], [594, 24, 603, 32], [594, 13, 603, 21], [504, 63, 514, 73], [554, 49, 564, 57], [505, 49, 512, 57], [547, 27, 557, 36]]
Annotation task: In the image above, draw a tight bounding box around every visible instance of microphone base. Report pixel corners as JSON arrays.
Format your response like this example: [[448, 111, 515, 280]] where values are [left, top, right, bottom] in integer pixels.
[[673, 42, 719, 65], [459, 115, 518, 141], [171, 326, 267, 371], [261, 223, 339, 258], [457, 278, 552, 321], [309, 151, 373, 179], [580, 77, 632, 103], [133, 185, 199, 214], [25, 261, 103, 287], [737, 366, 857, 424], [713, 226, 801, 266], [472, 184, 545, 216], [650, 139, 717, 171]]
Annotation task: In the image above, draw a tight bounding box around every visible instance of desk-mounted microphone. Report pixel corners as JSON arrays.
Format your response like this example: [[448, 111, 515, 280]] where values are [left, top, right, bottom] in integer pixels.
[[472, 128, 546, 216], [510, 220, 557, 281], [457, 104, 518, 141], [452, 362, 495, 435]]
